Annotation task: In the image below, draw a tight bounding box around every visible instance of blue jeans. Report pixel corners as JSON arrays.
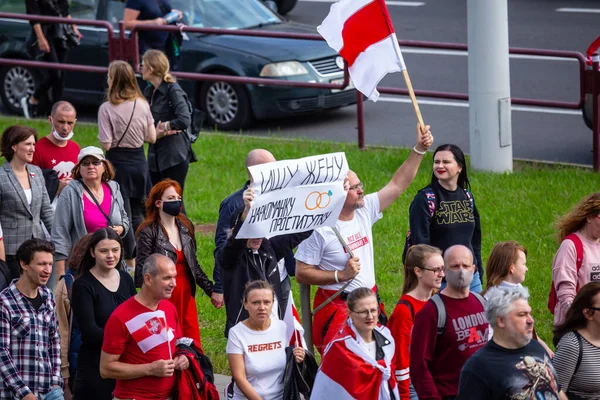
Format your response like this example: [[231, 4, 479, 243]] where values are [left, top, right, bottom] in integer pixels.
[[440, 271, 482, 293], [39, 386, 64, 400], [409, 382, 419, 400]]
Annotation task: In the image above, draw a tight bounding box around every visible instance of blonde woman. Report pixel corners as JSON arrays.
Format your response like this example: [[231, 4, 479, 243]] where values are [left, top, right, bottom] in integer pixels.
[[98, 60, 155, 271], [141, 50, 195, 207], [552, 192, 600, 325]]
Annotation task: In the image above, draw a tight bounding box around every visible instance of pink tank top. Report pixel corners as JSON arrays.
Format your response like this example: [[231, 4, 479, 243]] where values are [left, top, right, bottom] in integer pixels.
[[83, 182, 113, 233]]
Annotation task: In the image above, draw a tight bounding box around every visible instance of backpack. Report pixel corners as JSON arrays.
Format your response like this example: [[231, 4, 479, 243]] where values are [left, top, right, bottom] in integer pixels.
[[397, 299, 415, 321], [166, 83, 205, 143], [430, 292, 486, 337], [547, 233, 584, 314], [61, 272, 82, 378], [173, 341, 219, 400], [402, 186, 474, 263]]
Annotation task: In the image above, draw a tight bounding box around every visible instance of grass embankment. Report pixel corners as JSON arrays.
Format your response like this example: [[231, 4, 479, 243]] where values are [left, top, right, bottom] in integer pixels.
[[0, 116, 597, 374]]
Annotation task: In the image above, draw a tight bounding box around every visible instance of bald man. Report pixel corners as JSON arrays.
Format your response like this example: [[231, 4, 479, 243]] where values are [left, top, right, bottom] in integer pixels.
[[213, 149, 276, 311], [295, 124, 434, 353], [31, 101, 80, 202]]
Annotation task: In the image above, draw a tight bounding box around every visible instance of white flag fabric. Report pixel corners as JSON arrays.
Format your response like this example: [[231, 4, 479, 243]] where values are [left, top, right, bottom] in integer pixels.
[[318, 0, 406, 102], [125, 310, 175, 353]]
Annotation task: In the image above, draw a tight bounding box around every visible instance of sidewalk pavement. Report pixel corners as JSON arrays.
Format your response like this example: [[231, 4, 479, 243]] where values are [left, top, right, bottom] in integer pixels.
[[214, 374, 230, 400]]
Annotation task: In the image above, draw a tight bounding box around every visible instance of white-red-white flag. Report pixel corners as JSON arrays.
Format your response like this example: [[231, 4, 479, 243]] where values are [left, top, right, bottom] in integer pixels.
[[318, 0, 406, 102], [125, 310, 175, 353], [283, 292, 307, 348]]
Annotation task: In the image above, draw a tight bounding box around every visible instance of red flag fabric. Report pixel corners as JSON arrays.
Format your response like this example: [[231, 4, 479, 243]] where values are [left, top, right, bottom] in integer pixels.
[[312, 319, 400, 399], [318, 0, 406, 101]]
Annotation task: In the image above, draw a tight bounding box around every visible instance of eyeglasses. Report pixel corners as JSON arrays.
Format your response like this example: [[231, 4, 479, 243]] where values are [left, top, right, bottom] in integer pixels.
[[350, 308, 379, 318], [80, 160, 103, 167], [588, 307, 600, 312], [349, 182, 364, 191], [420, 266, 444, 275]]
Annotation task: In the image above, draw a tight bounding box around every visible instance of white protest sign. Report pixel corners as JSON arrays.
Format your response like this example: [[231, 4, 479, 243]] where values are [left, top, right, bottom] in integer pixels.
[[236, 152, 349, 239]]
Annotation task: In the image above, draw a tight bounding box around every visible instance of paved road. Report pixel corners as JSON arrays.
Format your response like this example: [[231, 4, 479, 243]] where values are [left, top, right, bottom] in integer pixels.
[[244, 0, 597, 165]]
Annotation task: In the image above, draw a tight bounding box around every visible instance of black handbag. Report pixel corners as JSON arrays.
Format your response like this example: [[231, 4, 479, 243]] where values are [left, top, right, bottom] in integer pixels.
[[44, 0, 80, 51], [282, 346, 318, 400]]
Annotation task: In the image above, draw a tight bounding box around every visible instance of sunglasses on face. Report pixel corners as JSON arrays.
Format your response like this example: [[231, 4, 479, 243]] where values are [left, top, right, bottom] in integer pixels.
[[81, 160, 103, 167]]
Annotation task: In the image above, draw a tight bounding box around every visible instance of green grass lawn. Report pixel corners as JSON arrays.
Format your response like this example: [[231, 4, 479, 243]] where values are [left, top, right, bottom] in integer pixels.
[[1, 116, 597, 374]]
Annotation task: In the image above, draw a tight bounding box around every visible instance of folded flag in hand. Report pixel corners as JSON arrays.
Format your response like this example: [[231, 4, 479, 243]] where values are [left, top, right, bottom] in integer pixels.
[[318, 0, 406, 102]]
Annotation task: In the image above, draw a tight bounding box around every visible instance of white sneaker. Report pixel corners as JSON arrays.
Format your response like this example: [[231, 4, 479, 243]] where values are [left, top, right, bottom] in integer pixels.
[[20, 97, 30, 119]]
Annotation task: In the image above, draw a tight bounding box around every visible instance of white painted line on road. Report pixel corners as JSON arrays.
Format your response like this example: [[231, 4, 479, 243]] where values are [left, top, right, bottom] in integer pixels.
[[299, 0, 425, 5], [400, 48, 576, 62], [378, 96, 581, 115], [556, 8, 600, 14]]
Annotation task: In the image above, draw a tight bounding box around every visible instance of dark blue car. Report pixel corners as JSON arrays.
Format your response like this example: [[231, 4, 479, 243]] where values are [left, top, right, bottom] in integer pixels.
[[0, 0, 356, 130]]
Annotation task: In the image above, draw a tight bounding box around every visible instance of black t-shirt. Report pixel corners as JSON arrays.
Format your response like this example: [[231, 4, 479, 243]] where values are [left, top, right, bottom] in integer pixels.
[[457, 339, 561, 400], [71, 269, 137, 369], [408, 181, 482, 271], [125, 0, 172, 52], [24, 291, 43, 311]]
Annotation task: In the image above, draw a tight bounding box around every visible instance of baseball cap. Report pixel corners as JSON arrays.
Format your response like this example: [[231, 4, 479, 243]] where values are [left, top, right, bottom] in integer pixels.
[[78, 146, 105, 163]]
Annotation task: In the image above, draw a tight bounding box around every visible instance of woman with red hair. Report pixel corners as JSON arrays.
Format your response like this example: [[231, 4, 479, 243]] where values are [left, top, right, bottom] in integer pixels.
[[135, 179, 220, 346]]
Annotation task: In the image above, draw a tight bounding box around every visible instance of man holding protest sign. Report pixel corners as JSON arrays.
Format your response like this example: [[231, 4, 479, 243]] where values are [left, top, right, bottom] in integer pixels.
[[295, 124, 434, 354], [220, 185, 314, 338]]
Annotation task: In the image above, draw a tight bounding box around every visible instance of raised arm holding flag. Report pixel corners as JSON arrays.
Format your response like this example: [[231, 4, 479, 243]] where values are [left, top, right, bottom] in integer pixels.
[[318, 0, 424, 126]]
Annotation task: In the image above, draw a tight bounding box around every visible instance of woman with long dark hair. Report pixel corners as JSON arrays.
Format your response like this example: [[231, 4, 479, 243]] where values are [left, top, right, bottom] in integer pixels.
[[98, 60, 156, 271], [388, 245, 443, 400], [70, 228, 136, 399], [406, 144, 483, 290], [136, 179, 219, 347], [551, 192, 600, 325], [553, 282, 600, 400], [54, 234, 92, 400]]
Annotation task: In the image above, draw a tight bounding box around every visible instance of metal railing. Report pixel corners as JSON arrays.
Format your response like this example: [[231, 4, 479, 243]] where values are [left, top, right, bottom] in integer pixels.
[[0, 12, 594, 350]]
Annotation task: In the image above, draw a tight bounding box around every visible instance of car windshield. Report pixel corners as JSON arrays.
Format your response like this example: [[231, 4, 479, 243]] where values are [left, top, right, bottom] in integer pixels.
[[171, 0, 281, 30]]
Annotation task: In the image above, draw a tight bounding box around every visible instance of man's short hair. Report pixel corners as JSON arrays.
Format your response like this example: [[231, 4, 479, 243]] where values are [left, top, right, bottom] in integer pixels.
[[16, 238, 55, 266], [51, 100, 76, 116], [143, 253, 170, 278], [485, 285, 530, 329]]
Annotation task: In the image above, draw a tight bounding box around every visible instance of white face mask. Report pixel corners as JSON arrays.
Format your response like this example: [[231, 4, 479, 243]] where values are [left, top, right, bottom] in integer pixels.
[[50, 117, 75, 142]]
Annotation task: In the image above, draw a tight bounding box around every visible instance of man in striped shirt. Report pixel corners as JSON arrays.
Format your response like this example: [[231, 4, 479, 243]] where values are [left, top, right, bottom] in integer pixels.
[[0, 239, 63, 399]]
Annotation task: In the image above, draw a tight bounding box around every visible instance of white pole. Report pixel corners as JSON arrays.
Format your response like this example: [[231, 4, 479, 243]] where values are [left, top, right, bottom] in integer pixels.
[[467, 0, 513, 172]]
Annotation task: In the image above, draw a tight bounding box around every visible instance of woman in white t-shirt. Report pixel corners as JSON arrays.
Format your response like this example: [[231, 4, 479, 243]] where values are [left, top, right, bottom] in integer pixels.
[[226, 280, 305, 400]]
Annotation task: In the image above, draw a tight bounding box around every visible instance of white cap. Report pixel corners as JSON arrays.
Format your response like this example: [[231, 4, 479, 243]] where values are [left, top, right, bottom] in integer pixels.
[[78, 146, 105, 163]]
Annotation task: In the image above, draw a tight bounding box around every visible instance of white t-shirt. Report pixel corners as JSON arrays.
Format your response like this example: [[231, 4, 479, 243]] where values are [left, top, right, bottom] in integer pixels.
[[226, 319, 288, 400], [295, 193, 382, 291], [24, 189, 32, 205]]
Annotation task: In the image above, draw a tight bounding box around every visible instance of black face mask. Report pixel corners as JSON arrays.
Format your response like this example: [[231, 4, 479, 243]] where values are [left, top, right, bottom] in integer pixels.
[[162, 200, 182, 216]]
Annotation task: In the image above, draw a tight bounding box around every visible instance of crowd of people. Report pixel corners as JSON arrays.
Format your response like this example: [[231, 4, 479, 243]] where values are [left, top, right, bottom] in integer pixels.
[[1, 44, 600, 400]]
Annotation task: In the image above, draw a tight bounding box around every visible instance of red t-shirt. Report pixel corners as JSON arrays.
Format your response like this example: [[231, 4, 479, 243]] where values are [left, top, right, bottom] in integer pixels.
[[387, 294, 428, 400], [102, 297, 181, 400], [31, 136, 80, 180], [409, 293, 489, 399]]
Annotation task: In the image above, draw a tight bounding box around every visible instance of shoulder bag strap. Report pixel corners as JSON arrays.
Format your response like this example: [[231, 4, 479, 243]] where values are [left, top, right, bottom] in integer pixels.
[[114, 98, 137, 148], [397, 299, 415, 321], [431, 294, 446, 336], [568, 332, 584, 389], [80, 180, 114, 226]]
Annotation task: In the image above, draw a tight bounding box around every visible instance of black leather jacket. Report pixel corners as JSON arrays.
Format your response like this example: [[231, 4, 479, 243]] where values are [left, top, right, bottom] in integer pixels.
[[220, 208, 312, 337], [135, 220, 213, 298]]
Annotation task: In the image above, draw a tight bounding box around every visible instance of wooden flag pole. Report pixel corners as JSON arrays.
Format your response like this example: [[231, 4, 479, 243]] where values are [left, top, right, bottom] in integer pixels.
[[402, 68, 425, 129]]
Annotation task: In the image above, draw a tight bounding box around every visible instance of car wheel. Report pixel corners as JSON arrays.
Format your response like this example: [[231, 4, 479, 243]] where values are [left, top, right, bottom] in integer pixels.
[[200, 78, 253, 131], [276, 0, 298, 15], [0, 65, 38, 115]]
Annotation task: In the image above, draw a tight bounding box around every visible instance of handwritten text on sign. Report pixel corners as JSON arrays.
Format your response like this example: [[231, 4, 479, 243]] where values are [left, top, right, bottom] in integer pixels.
[[236, 153, 348, 239]]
